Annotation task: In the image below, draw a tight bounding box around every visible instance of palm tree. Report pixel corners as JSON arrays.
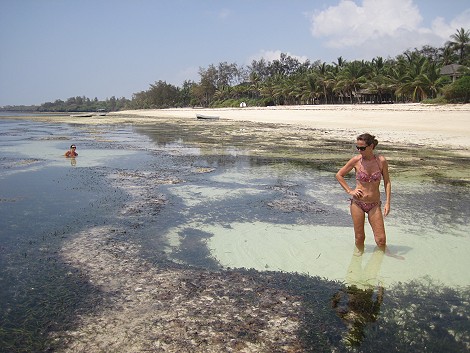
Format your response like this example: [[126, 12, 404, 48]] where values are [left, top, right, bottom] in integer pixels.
[[447, 27, 470, 64], [395, 52, 426, 101], [424, 62, 451, 99], [363, 74, 394, 103], [439, 45, 458, 66], [301, 74, 319, 104], [259, 78, 277, 105], [335, 61, 369, 103], [288, 75, 307, 105], [364, 57, 396, 103], [249, 72, 261, 99], [394, 52, 448, 102], [213, 85, 232, 101], [311, 62, 332, 104], [273, 75, 301, 105], [332, 56, 346, 70]]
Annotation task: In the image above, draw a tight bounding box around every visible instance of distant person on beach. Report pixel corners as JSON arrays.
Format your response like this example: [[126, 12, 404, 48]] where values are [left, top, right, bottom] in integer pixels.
[[65, 144, 78, 158], [335, 133, 391, 248]]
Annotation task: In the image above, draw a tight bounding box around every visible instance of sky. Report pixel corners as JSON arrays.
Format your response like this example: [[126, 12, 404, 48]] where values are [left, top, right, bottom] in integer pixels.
[[1, 0, 469, 106]]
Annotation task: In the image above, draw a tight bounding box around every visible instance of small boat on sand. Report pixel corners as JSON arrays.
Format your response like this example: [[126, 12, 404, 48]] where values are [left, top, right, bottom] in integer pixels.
[[196, 114, 219, 120], [70, 110, 107, 117], [95, 109, 107, 116], [70, 113, 94, 117]]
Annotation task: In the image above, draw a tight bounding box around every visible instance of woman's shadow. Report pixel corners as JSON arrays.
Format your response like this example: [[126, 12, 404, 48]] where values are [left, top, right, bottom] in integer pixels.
[[331, 245, 404, 347]]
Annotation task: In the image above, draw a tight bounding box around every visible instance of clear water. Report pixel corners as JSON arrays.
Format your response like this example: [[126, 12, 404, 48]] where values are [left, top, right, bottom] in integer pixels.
[[159, 159, 470, 288], [1, 119, 469, 290]]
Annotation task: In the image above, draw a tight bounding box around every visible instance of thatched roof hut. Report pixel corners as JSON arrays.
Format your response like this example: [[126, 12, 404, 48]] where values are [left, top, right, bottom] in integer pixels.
[[440, 64, 466, 82]]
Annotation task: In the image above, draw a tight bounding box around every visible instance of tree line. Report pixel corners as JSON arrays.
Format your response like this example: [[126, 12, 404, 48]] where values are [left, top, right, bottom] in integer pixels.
[[0, 96, 131, 113], [130, 27, 470, 108], [2, 28, 469, 112]]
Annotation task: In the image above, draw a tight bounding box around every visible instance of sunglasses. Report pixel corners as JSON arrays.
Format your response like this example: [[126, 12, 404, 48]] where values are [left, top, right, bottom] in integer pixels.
[[356, 145, 368, 151], [71, 146, 76, 149]]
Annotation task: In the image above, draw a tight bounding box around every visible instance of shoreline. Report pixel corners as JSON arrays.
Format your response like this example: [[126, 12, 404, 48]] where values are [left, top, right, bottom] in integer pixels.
[[3, 103, 470, 152], [114, 103, 470, 152]]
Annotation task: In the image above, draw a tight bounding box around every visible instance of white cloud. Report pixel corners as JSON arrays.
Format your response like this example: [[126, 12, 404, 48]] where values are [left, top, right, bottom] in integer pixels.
[[310, 0, 422, 47], [432, 9, 470, 40], [308, 0, 470, 59], [247, 50, 309, 64]]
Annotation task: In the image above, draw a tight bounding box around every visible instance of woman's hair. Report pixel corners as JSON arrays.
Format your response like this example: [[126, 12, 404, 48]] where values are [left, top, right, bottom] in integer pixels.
[[357, 133, 378, 147]]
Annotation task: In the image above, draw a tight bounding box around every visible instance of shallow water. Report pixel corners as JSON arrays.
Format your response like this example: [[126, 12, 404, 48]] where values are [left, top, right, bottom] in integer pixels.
[[158, 158, 470, 288], [131, 122, 469, 288], [1, 119, 469, 288], [1, 117, 469, 350]]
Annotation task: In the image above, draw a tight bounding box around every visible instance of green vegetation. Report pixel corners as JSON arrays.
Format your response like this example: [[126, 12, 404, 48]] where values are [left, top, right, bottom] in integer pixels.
[[0, 96, 130, 113], [443, 75, 470, 103], [129, 27, 469, 109], [1, 28, 469, 112], [38, 96, 130, 112]]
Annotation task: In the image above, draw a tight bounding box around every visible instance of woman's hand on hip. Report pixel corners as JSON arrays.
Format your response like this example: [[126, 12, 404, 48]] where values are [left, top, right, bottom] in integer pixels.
[[349, 188, 363, 198]]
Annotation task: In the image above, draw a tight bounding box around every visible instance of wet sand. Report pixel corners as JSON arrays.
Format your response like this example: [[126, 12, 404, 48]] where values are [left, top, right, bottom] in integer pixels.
[[5, 103, 470, 152], [56, 226, 303, 352], [116, 103, 470, 152]]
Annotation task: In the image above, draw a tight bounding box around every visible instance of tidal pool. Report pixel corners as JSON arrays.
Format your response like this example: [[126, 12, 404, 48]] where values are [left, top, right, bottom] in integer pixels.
[[1, 117, 469, 351], [126, 122, 470, 289], [159, 159, 470, 288]]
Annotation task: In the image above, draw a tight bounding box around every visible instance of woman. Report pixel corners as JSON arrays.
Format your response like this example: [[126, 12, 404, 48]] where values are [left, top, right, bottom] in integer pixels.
[[336, 133, 391, 248], [65, 144, 78, 157]]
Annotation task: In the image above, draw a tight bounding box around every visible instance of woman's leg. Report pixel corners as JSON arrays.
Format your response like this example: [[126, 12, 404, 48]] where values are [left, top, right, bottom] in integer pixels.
[[367, 206, 386, 248], [350, 202, 366, 246]]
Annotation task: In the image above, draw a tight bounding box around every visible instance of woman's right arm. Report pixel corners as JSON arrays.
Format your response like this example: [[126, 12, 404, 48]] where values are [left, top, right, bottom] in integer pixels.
[[336, 157, 360, 197]]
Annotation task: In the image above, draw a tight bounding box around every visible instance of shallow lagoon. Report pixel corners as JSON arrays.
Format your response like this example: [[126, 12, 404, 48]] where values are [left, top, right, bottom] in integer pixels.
[[1, 117, 469, 351], [131, 123, 470, 289]]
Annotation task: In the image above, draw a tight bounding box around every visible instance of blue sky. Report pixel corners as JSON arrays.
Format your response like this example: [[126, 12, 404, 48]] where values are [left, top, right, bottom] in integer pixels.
[[1, 0, 469, 106]]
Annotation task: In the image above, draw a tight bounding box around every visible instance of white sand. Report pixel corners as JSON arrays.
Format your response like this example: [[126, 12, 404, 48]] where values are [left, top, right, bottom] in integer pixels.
[[113, 103, 470, 151]]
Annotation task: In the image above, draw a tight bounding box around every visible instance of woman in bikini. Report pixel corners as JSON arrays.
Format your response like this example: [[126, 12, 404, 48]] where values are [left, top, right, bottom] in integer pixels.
[[65, 144, 78, 158], [336, 133, 391, 249]]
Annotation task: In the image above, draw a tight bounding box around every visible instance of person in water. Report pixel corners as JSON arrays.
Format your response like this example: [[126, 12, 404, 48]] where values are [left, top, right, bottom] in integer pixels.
[[336, 133, 391, 248], [65, 144, 78, 158]]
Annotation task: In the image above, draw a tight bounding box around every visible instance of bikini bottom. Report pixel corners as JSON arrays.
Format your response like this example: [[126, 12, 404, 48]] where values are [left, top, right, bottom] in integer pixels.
[[350, 199, 381, 214]]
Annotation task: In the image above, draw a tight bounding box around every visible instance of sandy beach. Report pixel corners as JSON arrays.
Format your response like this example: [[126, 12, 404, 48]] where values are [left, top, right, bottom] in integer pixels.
[[110, 103, 470, 152], [5, 103, 470, 152]]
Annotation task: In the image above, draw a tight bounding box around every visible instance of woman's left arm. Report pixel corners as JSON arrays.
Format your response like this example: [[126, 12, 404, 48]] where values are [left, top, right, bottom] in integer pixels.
[[381, 156, 391, 216]]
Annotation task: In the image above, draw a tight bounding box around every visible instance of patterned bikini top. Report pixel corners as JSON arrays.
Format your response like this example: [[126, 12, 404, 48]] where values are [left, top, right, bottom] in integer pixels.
[[356, 156, 382, 183]]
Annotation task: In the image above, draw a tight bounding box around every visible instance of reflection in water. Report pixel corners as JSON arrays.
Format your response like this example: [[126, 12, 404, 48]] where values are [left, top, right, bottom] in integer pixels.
[[332, 245, 385, 347], [346, 245, 385, 289], [69, 157, 77, 166]]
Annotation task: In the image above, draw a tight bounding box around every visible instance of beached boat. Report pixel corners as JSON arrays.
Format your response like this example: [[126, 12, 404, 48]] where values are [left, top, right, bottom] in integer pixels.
[[70, 113, 94, 117], [196, 113, 219, 120], [70, 110, 107, 117], [95, 109, 107, 116]]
